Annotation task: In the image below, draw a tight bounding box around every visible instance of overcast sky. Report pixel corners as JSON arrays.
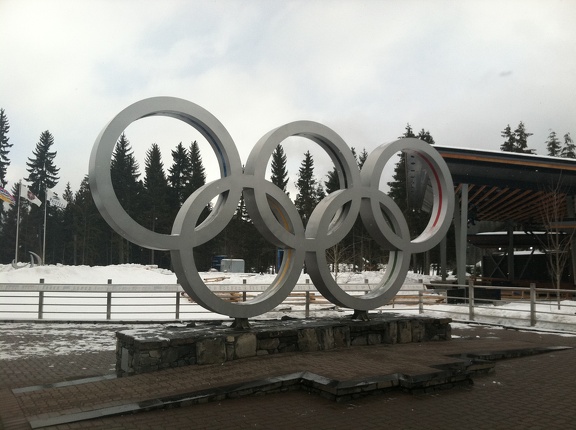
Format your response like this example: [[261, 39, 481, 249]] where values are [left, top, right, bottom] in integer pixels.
[[1, 0, 575, 197]]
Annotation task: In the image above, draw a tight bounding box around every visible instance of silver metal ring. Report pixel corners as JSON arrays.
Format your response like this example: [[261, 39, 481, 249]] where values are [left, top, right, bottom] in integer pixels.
[[89, 97, 454, 318]]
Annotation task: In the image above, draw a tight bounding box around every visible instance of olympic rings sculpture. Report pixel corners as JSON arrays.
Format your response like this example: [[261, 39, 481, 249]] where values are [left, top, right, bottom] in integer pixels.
[[89, 97, 454, 319]]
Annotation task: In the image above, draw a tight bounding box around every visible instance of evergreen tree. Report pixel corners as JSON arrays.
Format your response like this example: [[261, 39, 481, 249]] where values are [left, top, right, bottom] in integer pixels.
[[0, 108, 12, 185], [388, 124, 417, 207], [324, 168, 339, 194], [0, 108, 13, 234], [24, 130, 60, 259], [561, 133, 575, 159], [45, 192, 66, 264], [514, 122, 534, 154], [168, 142, 191, 208], [323, 146, 368, 194], [500, 125, 516, 152], [501, 122, 534, 154], [295, 151, 322, 226], [110, 133, 142, 263], [358, 148, 368, 169], [111, 133, 141, 210], [402, 123, 416, 138], [316, 182, 325, 201], [59, 182, 76, 264], [324, 146, 369, 271], [187, 141, 206, 195], [0, 183, 19, 263], [545, 130, 561, 157], [143, 143, 170, 266], [188, 141, 213, 268], [144, 144, 169, 224], [387, 124, 436, 273], [73, 176, 110, 265], [270, 144, 289, 193], [417, 129, 435, 145], [25, 130, 60, 197]]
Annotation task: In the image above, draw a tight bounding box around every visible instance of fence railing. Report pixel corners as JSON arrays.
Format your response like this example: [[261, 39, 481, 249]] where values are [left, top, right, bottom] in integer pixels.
[[422, 281, 576, 330], [0, 278, 379, 321], [1, 279, 575, 330]]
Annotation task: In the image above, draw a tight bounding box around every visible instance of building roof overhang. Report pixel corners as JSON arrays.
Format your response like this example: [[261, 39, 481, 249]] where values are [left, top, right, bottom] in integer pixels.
[[433, 146, 576, 225]]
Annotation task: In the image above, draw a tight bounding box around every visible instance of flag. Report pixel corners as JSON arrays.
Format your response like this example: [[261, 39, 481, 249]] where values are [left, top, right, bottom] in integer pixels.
[[0, 184, 15, 205], [20, 183, 42, 207], [47, 188, 68, 209]]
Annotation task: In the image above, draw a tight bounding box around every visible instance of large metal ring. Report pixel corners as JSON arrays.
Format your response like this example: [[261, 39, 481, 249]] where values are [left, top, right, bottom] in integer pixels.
[[89, 97, 454, 318]]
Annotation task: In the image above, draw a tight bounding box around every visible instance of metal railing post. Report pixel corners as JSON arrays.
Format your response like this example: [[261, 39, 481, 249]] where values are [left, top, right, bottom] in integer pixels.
[[106, 279, 112, 320], [468, 279, 475, 321], [418, 290, 424, 314], [305, 279, 310, 318], [530, 283, 536, 326], [38, 279, 44, 319], [175, 291, 180, 320]]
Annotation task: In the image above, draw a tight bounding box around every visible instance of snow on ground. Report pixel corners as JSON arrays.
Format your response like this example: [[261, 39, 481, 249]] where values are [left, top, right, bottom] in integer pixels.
[[0, 263, 178, 284], [0, 263, 432, 285], [1, 263, 576, 361], [0, 322, 163, 361]]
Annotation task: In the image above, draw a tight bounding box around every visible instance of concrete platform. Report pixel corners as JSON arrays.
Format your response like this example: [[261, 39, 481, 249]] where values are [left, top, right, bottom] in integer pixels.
[[115, 315, 452, 376]]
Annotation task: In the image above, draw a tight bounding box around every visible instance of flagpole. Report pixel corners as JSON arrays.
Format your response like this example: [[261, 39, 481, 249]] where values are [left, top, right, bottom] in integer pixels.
[[42, 185, 47, 265], [14, 181, 21, 263]]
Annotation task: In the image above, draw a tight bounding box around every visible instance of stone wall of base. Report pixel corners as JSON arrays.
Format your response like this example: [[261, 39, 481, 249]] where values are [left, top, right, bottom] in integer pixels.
[[115, 315, 451, 377]]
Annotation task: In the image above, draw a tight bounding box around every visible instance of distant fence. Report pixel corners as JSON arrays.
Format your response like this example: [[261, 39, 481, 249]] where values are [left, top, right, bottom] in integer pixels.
[[1, 279, 575, 330], [420, 281, 576, 330], [0, 278, 386, 321]]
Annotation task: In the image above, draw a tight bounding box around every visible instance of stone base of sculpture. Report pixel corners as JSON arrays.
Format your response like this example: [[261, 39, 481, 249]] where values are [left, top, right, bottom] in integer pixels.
[[116, 314, 451, 377]]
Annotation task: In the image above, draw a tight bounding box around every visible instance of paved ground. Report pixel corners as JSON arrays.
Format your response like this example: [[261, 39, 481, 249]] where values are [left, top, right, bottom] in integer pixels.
[[1, 321, 576, 429]]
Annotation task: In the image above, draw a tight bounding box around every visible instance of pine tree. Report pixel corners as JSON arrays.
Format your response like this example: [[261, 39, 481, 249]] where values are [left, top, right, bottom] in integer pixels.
[[188, 141, 206, 195], [545, 130, 561, 157], [0, 183, 20, 262], [561, 133, 575, 159], [270, 144, 289, 193], [514, 122, 534, 154], [73, 176, 110, 265], [417, 129, 435, 145], [386, 124, 437, 273], [25, 130, 60, 197], [186, 141, 212, 268], [168, 142, 191, 206], [24, 131, 60, 259], [500, 125, 516, 152], [0, 108, 13, 234], [59, 182, 75, 264], [110, 133, 142, 263], [501, 122, 534, 154], [111, 133, 141, 209], [143, 144, 171, 266], [295, 151, 322, 226], [144, 144, 170, 230], [402, 123, 416, 139], [388, 124, 417, 207], [358, 148, 368, 169], [324, 168, 339, 194], [0, 108, 12, 185]]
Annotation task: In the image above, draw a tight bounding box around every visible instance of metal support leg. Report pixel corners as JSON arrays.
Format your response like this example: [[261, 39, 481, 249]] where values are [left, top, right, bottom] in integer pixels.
[[230, 318, 251, 330], [454, 184, 469, 285]]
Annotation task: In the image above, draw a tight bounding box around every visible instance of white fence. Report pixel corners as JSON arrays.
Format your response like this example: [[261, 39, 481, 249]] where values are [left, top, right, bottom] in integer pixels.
[[1, 279, 575, 331], [419, 282, 576, 330], [0, 279, 378, 321]]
